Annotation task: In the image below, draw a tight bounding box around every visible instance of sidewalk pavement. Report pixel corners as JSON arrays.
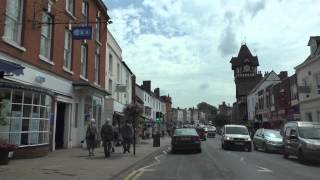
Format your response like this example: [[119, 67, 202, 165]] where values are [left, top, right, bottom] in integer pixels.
[[0, 137, 171, 180]]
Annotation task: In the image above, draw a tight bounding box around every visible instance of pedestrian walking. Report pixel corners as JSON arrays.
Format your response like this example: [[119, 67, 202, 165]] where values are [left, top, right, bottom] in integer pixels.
[[100, 119, 114, 157], [86, 118, 98, 156], [121, 121, 133, 154]]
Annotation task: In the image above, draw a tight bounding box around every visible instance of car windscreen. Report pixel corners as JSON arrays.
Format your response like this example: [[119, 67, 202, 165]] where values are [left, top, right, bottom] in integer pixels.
[[264, 130, 282, 139], [174, 129, 198, 136], [299, 126, 320, 139], [225, 127, 249, 135]]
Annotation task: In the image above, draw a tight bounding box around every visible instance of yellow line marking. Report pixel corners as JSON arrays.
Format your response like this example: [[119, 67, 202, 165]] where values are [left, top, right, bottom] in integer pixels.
[[131, 171, 144, 180], [123, 170, 138, 180]]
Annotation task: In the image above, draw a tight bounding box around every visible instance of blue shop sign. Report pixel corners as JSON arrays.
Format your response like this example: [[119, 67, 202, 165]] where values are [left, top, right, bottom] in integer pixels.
[[72, 26, 93, 40]]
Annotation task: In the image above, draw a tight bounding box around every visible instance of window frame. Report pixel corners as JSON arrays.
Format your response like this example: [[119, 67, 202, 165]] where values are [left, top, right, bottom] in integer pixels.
[[0, 89, 51, 146], [80, 44, 88, 78], [3, 0, 24, 46], [81, 0, 89, 25], [63, 28, 73, 71], [39, 12, 53, 60], [94, 45, 100, 84], [66, 0, 74, 15]]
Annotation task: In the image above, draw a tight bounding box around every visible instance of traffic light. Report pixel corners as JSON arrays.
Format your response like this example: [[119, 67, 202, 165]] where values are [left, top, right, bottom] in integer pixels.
[[156, 112, 160, 123]]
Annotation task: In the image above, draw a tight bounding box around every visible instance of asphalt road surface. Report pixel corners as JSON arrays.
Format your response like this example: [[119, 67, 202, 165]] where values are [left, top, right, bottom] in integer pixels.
[[120, 135, 320, 180]]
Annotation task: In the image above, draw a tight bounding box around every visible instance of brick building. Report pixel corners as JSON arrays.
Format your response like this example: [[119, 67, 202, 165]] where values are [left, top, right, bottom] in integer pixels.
[[0, 0, 110, 157]]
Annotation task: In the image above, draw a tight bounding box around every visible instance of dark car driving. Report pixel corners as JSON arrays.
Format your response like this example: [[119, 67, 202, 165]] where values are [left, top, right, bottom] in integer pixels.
[[171, 128, 202, 153]]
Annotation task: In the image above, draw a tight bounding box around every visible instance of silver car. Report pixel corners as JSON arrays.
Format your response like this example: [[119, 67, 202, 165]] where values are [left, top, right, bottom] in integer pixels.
[[253, 129, 283, 152], [282, 121, 320, 163]]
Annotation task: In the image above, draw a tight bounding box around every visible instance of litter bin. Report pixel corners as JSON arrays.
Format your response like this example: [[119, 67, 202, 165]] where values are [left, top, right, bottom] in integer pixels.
[[153, 132, 161, 147]]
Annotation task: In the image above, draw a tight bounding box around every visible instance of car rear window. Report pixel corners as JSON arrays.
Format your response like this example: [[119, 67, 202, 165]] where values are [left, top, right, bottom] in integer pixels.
[[174, 129, 198, 136]]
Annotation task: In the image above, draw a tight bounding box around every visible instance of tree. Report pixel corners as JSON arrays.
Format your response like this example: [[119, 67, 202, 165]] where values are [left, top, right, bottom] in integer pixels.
[[197, 102, 217, 115], [123, 104, 143, 155]]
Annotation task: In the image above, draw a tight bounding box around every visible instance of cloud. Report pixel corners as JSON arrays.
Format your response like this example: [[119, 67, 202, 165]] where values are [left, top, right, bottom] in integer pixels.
[[218, 24, 238, 57], [245, 0, 266, 18], [106, 0, 320, 108], [199, 83, 210, 90]]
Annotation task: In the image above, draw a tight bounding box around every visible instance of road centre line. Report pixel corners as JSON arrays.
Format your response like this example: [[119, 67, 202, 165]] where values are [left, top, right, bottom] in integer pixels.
[[124, 170, 138, 180], [131, 171, 144, 180], [257, 166, 273, 173]]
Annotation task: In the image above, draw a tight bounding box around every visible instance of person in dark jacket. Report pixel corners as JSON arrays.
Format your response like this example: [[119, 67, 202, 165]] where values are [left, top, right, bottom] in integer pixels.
[[121, 121, 133, 153], [101, 119, 114, 157], [86, 118, 98, 156]]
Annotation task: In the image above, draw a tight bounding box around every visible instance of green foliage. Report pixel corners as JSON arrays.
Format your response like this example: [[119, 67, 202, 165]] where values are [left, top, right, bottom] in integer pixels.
[[123, 104, 143, 127], [197, 102, 218, 115]]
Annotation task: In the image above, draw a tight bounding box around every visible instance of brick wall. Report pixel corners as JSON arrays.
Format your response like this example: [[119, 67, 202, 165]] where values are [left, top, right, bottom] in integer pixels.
[[0, 0, 108, 87]]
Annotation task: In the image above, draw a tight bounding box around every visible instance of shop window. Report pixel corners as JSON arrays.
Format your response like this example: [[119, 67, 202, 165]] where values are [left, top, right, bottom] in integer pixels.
[[32, 106, 40, 118], [12, 90, 22, 103], [1, 89, 51, 146], [33, 93, 40, 105], [23, 105, 32, 118]]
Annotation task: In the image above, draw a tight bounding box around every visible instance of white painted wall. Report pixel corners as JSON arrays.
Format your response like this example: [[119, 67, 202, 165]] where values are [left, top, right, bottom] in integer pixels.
[[296, 52, 320, 122], [247, 71, 281, 122]]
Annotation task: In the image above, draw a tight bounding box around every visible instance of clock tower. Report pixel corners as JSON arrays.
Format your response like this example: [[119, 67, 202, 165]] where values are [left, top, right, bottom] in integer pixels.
[[230, 44, 262, 124]]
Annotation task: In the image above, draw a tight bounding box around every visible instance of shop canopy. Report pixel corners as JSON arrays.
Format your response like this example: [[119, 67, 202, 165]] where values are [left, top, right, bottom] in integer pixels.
[[0, 58, 25, 76]]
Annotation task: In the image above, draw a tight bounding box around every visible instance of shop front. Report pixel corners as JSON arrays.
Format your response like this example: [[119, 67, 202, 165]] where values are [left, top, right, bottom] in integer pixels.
[[0, 80, 54, 158]]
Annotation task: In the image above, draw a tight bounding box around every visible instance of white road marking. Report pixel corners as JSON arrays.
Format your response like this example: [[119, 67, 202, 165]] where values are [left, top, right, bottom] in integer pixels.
[[163, 150, 167, 154], [257, 166, 273, 173]]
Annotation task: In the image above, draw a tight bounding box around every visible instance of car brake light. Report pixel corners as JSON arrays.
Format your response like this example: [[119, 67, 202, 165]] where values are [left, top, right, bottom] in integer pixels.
[[192, 136, 200, 141]]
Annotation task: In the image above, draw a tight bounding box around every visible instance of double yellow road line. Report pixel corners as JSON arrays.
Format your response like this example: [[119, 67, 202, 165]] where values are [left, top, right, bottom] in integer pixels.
[[123, 170, 144, 180]]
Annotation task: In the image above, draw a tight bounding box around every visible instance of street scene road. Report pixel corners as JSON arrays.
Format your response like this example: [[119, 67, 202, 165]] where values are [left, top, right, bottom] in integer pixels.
[[120, 136, 320, 180]]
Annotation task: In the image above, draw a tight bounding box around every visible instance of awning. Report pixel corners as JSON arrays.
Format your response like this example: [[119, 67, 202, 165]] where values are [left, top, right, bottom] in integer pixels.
[[0, 79, 54, 96], [73, 81, 110, 96], [0, 59, 25, 76]]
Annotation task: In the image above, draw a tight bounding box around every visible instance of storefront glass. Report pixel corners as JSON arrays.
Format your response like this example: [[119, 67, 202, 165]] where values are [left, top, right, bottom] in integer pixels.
[[0, 88, 52, 146]]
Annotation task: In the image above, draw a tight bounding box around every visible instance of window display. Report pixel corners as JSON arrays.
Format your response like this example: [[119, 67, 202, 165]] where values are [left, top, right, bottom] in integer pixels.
[[0, 88, 52, 146]]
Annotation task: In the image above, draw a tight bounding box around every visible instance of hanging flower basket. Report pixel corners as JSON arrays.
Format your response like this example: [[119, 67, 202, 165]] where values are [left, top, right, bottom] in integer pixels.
[[0, 143, 17, 165]]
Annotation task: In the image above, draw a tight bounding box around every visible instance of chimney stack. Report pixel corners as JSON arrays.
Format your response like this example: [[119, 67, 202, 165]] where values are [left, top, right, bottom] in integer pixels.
[[142, 80, 151, 93], [278, 71, 288, 80], [154, 88, 160, 98]]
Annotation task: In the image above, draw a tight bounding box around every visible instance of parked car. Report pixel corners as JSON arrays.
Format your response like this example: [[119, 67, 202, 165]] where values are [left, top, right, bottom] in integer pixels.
[[253, 129, 283, 152], [282, 121, 320, 163], [221, 125, 252, 152], [207, 126, 216, 138], [171, 128, 201, 153], [196, 127, 207, 141]]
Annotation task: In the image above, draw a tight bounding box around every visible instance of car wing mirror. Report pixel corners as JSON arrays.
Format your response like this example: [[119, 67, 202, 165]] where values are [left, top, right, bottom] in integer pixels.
[[289, 135, 298, 140]]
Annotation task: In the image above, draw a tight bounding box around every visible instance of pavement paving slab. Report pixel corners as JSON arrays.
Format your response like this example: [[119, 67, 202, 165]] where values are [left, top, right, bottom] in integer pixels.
[[0, 137, 171, 180]]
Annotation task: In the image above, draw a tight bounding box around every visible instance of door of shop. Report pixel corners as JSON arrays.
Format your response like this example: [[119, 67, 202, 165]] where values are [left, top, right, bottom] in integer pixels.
[[55, 102, 66, 149]]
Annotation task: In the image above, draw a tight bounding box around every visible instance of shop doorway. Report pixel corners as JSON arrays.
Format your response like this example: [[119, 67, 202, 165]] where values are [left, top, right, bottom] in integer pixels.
[[55, 102, 66, 149]]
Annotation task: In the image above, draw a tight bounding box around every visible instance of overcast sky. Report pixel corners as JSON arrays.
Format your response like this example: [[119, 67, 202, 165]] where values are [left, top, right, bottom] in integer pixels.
[[103, 0, 320, 108]]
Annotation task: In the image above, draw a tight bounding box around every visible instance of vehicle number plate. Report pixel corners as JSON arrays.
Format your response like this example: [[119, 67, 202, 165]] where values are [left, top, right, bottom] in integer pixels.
[[234, 142, 244, 145], [181, 137, 190, 141]]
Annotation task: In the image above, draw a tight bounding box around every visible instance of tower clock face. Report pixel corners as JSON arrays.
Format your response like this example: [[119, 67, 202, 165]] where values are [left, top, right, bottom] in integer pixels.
[[244, 65, 250, 72]]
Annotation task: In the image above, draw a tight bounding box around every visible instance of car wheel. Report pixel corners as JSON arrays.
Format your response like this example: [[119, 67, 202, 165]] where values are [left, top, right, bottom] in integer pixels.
[[262, 143, 268, 153], [197, 149, 202, 153], [298, 150, 306, 164], [253, 143, 258, 151], [171, 148, 176, 154], [247, 145, 252, 152]]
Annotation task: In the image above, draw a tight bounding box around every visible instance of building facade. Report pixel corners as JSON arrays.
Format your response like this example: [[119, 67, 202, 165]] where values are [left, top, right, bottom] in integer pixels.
[[247, 71, 281, 128], [295, 36, 320, 122], [0, 0, 110, 157], [105, 30, 133, 129], [230, 44, 262, 124]]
